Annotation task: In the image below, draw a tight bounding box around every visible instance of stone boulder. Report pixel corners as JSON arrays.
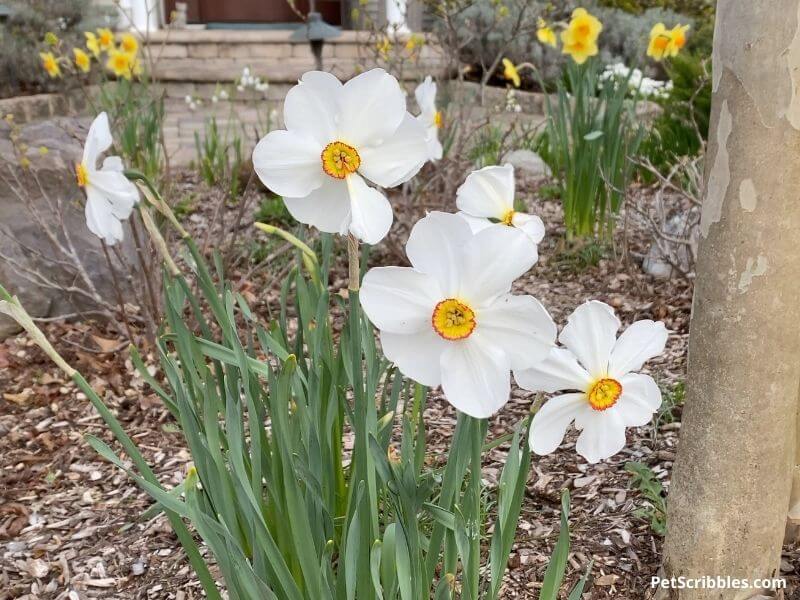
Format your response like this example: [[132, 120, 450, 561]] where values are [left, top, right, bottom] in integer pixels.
[[0, 117, 138, 339], [501, 149, 551, 178], [642, 212, 700, 280]]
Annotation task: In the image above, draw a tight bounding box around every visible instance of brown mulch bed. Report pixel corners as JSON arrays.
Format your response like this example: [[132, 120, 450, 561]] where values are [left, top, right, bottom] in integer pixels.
[[2, 174, 798, 599]]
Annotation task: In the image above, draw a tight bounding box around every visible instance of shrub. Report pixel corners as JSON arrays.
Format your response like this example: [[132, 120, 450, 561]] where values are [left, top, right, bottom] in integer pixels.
[[0, 0, 109, 98], [639, 52, 711, 174], [432, 0, 693, 89]]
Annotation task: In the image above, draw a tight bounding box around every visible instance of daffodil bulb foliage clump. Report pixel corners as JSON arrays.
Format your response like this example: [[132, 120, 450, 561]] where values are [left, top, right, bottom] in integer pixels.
[[252, 68, 428, 245]]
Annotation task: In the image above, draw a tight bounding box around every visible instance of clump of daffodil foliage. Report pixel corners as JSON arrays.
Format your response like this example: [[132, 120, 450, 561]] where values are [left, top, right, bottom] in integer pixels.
[[1, 37, 669, 600], [495, 6, 691, 239]]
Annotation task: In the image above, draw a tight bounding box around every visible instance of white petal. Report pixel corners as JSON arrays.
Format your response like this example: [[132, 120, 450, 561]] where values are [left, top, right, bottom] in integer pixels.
[[88, 171, 138, 219], [360, 267, 440, 334], [528, 393, 587, 455], [358, 113, 429, 188], [476, 294, 556, 370], [414, 76, 436, 115], [424, 123, 443, 161], [346, 174, 393, 245], [338, 68, 406, 147], [456, 164, 514, 220], [514, 347, 593, 394], [252, 129, 324, 198], [406, 211, 472, 296], [85, 190, 123, 245], [381, 328, 449, 387], [574, 408, 627, 463], [458, 212, 494, 234], [559, 301, 621, 378], [608, 320, 668, 378], [101, 155, 125, 172], [440, 338, 511, 418], [511, 212, 546, 244], [283, 178, 350, 235], [459, 225, 537, 304], [617, 373, 662, 426], [283, 71, 341, 145], [83, 112, 113, 168]]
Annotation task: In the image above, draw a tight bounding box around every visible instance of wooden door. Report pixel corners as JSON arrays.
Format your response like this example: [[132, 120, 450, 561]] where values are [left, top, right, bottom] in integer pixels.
[[165, 0, 342, 25]]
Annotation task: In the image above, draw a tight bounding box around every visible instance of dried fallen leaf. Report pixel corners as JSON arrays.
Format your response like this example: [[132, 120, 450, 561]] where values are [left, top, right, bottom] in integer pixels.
[[596, 574, 620, 586], [91, 335, 124, 353], [26, 558, 50, 578], [3, 389, 33, 405]]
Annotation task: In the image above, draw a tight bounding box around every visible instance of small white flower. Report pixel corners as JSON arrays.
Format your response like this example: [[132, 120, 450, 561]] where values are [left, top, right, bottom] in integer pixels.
[[184, 95, 192, 104], [76, 113, 140, 245], [219, 89, 229, 100], [360, 212, 556, 418], [456, 164, 545, 252], [188, 101, 197, 111], [211, 95, 218, 103], [237, 85, 245, 92], [252, 69, 429, 244], [414, 76, 443, 161], [517, 301, 668, 463]]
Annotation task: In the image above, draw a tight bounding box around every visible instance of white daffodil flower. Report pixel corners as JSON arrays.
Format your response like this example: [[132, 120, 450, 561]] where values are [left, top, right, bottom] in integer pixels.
[[415, 75, 443, 161], [252, 69, 429, 245], [360, 211, 556, 418], [76, 112, 139, 246], [456, 164, 546, 253], [516, 301, 668, 463]]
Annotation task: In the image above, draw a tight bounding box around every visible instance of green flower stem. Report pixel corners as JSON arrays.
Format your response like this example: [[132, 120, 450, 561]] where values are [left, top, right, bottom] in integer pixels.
[[342, 233, 378, 598]]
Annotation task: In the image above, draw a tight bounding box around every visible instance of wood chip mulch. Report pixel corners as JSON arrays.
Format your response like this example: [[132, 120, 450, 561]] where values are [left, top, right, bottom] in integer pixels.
[[2, 175, 798, 599]]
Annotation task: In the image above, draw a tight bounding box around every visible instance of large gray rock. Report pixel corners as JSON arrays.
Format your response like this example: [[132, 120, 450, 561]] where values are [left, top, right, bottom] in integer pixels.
[[0, 117, 138, 339], [502, 149, 551, 178], [642, 212, 699, 279]]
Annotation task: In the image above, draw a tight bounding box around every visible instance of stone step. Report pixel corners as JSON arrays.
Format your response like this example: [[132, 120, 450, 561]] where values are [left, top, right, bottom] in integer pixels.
[[143, 29, 444, 83]]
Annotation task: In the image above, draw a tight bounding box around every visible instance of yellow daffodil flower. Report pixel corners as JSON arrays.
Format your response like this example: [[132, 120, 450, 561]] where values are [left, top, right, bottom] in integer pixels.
[[561, 7, 602, 64], [106, 49, 134, 80], [667, 24, 690, 57], [40, 52, 61, 78], [97, 28, 115, 51], [537, 18, 558, 48], [120, 33, 139, 55], [561, 34, 598, 64], [502, 58, 521, 87], [376, 37, 391, 60], [85, 32, 100, 58], [647, 23, 671, 61], [73, 48, 91, 73]]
